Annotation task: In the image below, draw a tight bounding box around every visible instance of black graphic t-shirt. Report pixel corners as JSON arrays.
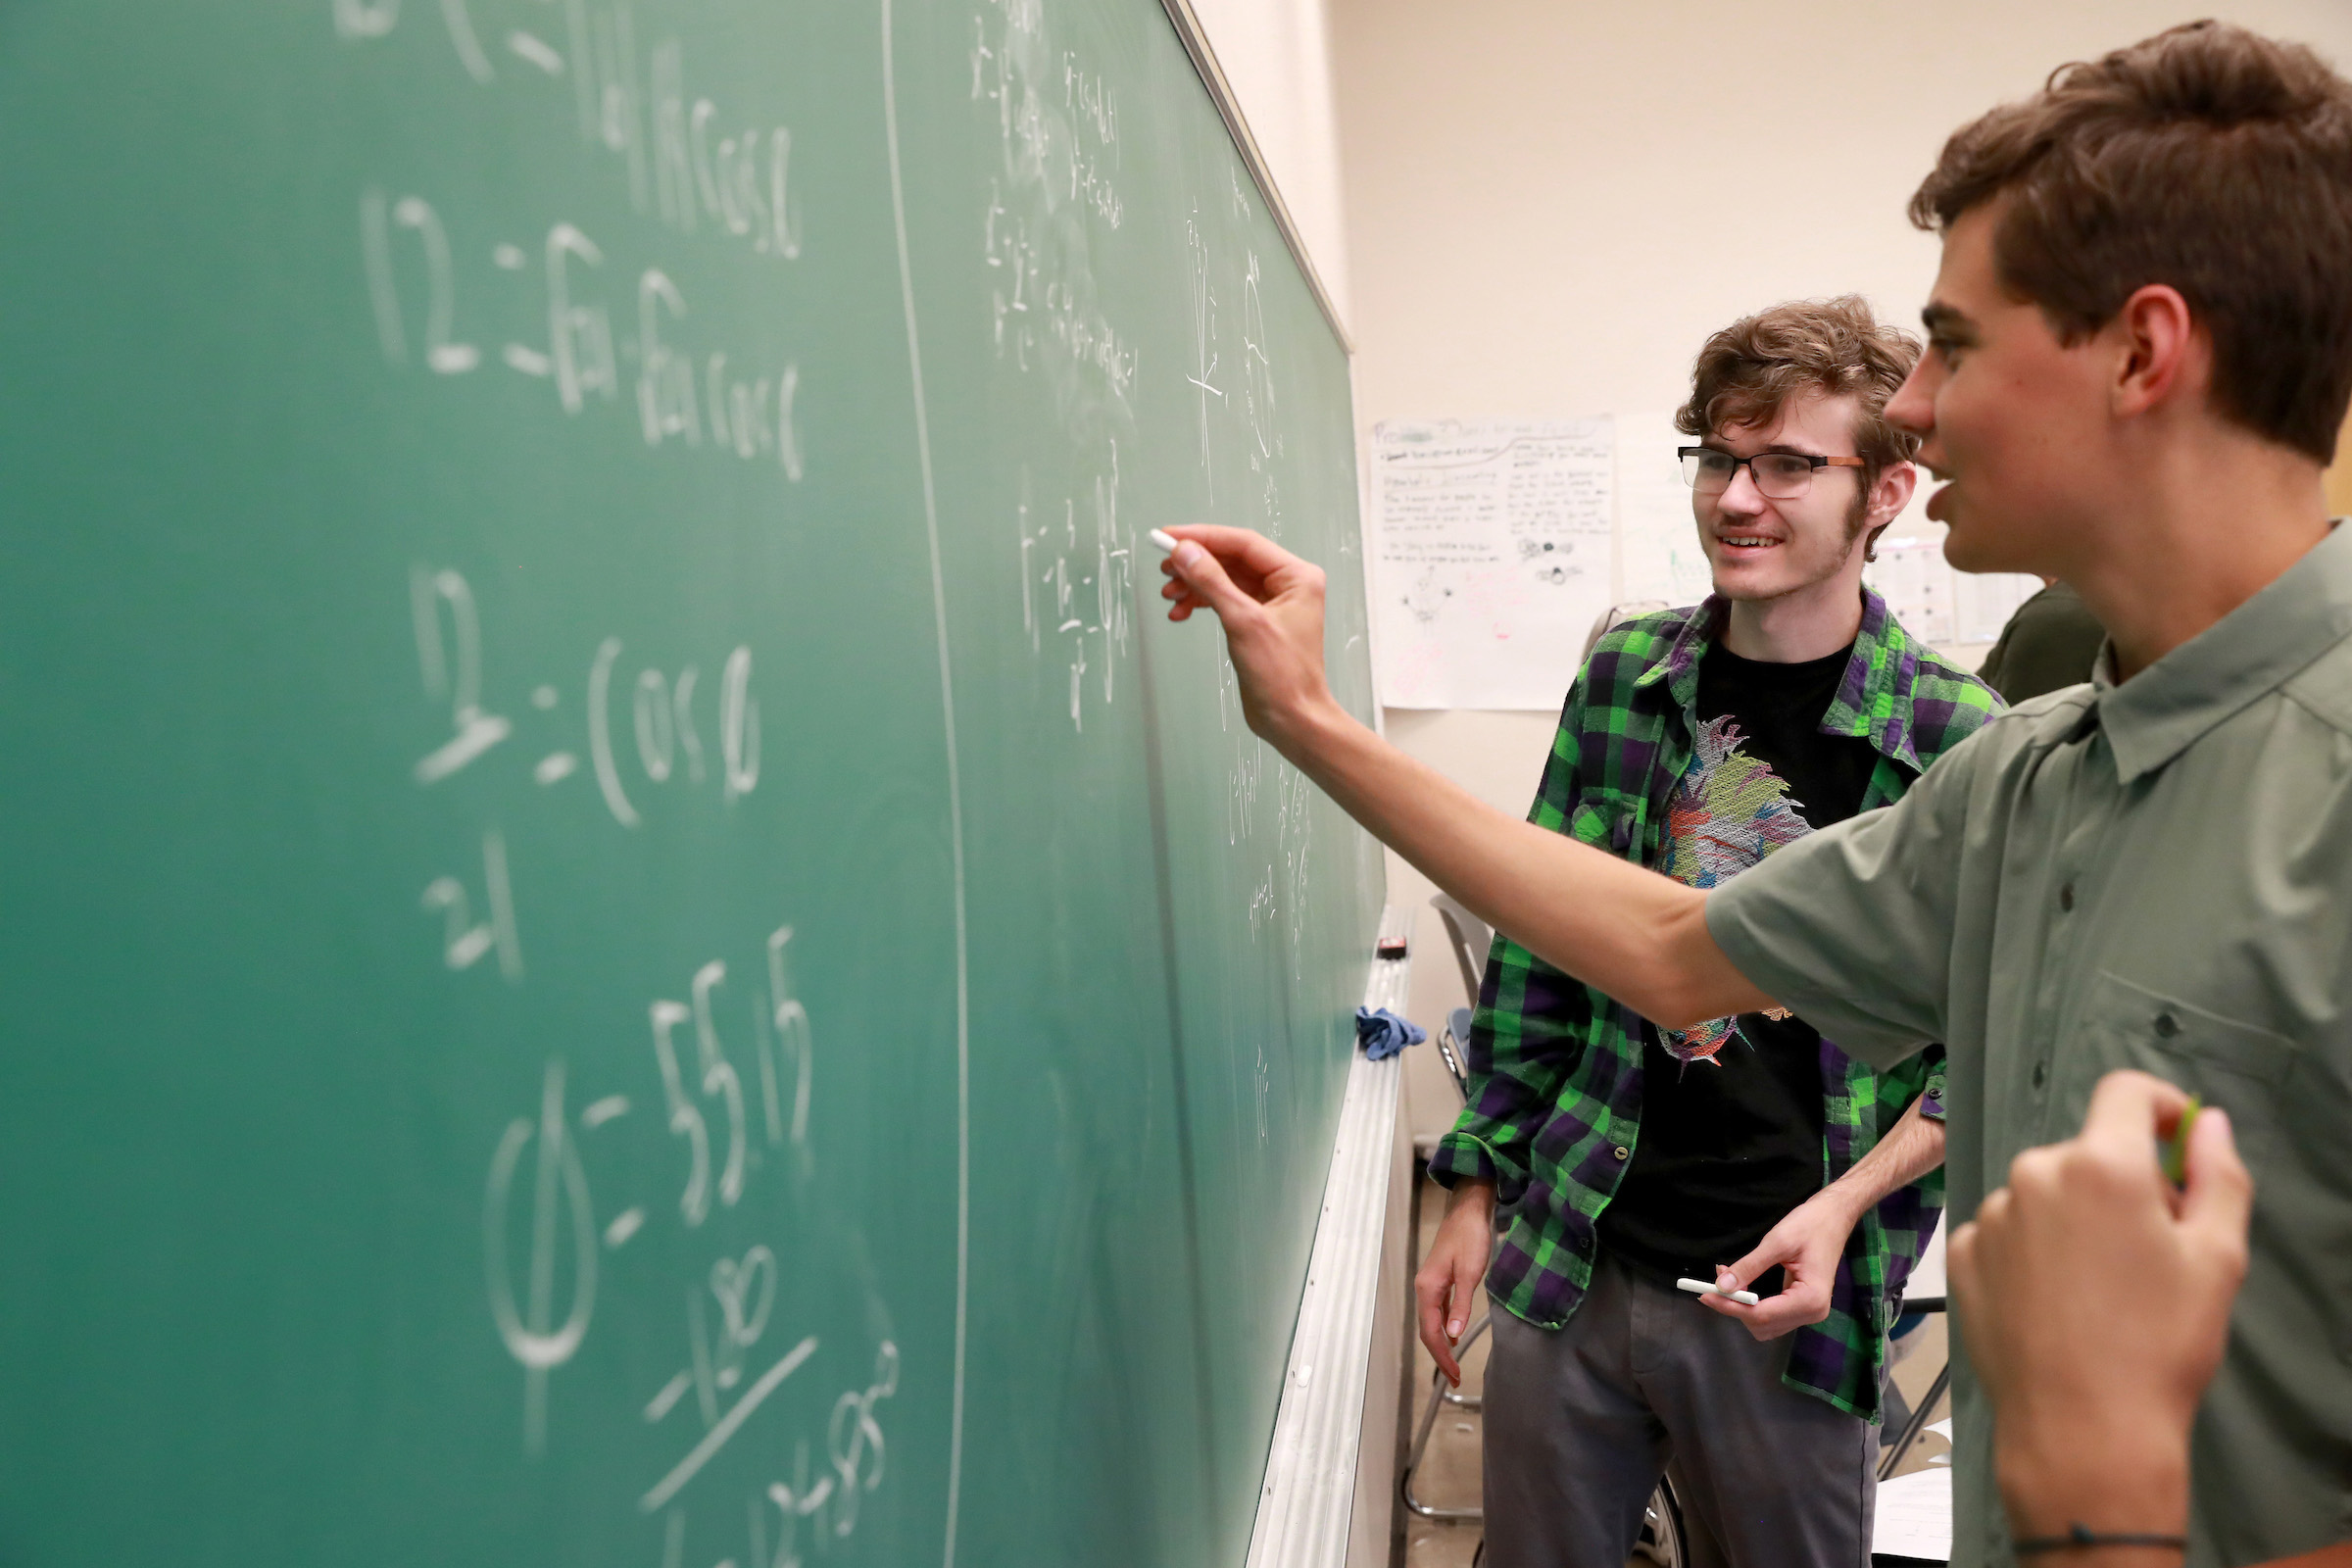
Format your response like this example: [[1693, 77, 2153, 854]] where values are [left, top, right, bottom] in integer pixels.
[[1594, 640, 1886, 1287]]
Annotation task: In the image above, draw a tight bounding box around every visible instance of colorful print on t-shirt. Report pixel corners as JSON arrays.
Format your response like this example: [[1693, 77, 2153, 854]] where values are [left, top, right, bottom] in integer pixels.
[[1656, 714, 1811, 1065]]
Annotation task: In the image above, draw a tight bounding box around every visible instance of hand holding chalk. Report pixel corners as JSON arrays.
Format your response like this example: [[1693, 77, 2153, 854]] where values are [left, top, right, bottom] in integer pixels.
[[1676, 1276, 1760, 1306], [1149, 525, 1341, 751], [1946, 1070, 2250, 1545]]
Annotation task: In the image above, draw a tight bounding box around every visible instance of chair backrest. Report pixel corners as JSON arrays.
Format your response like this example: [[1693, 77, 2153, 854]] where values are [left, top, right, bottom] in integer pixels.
[[1579, 599, 1673, 665], [1429, 894, 1492, 1004], [1435, 1006, 1475, 1103]]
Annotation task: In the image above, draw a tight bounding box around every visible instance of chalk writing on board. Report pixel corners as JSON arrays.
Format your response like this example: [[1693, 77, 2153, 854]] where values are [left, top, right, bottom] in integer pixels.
[[484, 1056, 599, 1457], [646, 42, 806, 259], [414, 555, 860, 1521], [1178, 201, 1288, 540], [630, 1347, 905, 1563], [1186, 210, 1222, 498], [1277, 764, 1314, 957], [968, 0, 1121, 227], [466, 911, 897, 1548], [331, 0, 396, 42], [635, 1249, 791, 1443], [969, 0, 1137, 407], [637, 1337, 900, 1550], [342, 2, 808, 268], [339, 9, 963, 1560], [365, 197, 808, 475], [1240, 250, 1275, 463], [410, 568, 760, 824], [322, 4, 1374, 1563], [410, 565, 513, 783], [1226, 709, 1263, 844], [641, 1335, 820, 1511], [740, 1342, 904, 1564], [1012, 449, 1134, 731], [420, 828, 524, 980], [362, 190, 479, 372], [760, 924, 817, 1160]]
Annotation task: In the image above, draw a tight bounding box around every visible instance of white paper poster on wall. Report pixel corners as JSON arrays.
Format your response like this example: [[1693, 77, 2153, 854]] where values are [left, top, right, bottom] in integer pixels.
[[1616, 409, 1711, 608], [1867, 532, 2041, 647], [1372, 417, 1616, 710]]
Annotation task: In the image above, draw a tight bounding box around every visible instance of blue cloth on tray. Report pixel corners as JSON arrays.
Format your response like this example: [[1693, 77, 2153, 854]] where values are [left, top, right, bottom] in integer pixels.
[[1354, 1005, 1426, 1061]]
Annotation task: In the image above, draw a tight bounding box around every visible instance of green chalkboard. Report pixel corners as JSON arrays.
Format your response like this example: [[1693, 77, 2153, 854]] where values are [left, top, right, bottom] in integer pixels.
[[0, 0, 1381, 1564]]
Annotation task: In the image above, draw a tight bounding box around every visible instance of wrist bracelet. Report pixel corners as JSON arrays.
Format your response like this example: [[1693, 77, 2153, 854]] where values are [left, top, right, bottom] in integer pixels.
[[2014, 1523, 2188, 1554]]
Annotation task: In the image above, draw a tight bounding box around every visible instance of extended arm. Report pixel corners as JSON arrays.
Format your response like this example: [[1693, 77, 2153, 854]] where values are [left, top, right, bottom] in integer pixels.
[[1158, 527, 1773, 1030]]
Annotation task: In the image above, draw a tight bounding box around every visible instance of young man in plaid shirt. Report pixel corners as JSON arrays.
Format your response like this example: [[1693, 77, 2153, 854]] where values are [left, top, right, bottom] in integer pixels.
[[1416, 298, 2001, 1566]]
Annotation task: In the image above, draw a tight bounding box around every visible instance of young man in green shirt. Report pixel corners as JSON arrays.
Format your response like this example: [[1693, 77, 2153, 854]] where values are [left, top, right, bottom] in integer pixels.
[[1419, 296, 1999, 1566], [1158, 22, 2352, 1567]]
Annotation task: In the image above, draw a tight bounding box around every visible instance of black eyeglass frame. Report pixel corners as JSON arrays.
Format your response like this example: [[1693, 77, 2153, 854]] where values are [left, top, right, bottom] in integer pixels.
[[1677, 446, 1866, 497]]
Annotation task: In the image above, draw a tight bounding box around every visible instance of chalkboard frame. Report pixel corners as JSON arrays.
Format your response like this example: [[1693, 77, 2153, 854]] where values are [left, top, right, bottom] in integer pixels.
[[0, 0, 1382, 1560], [1155, 0, 1354, 352]]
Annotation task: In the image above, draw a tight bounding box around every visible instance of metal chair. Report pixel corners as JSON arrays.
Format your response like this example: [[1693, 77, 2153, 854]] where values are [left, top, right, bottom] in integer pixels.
[[1401, 1004, 1490, 1527], [1582, 599, 1672, 664], [1429, 893, 1491, 1004], [1879, 1217, 1953, 1480], [1879, 1302, 1951, 1479]]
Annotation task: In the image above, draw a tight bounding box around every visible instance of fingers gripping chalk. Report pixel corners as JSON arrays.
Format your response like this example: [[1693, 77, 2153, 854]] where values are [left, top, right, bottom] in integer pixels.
[[1676, 1277, 1761, 1306]]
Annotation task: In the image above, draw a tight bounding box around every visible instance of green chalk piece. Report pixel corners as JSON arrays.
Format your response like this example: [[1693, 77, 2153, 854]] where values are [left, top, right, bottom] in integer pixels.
[[2163, 1096, 2205, 1187]]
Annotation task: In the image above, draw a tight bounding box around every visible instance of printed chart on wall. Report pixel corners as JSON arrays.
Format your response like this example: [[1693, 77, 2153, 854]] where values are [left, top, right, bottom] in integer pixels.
[[1864, 535, 2040, 647], [1615, 410, 1713, 608], [1372, 417, 1615, 709]]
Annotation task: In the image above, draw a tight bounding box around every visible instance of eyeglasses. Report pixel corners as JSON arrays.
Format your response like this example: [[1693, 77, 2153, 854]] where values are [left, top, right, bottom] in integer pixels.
[[1679, 447, 1865, 500]]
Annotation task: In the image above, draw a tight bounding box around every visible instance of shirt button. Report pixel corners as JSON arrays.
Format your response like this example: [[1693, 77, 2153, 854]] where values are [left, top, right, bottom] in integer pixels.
[[2154, 1010, 2180, 1039], [2032, 1061, 2048, 1090], [2059, 883, 2076, 911], [1613, 1146, 1631, 1161]]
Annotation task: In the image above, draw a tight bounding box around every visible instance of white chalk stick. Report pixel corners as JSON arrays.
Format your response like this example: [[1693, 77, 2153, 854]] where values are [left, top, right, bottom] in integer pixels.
[[1676, 1277, 1761, 1306], [1149, 528, 1180, 554]]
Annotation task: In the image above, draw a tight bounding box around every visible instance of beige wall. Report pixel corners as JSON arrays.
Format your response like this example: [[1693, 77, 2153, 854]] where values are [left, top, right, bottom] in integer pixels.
[[1327, 0, 2352, 1138]]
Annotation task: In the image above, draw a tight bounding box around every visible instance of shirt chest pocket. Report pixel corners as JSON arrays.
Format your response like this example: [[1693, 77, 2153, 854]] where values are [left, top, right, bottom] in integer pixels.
[[2074, 969, 2303, 1098]]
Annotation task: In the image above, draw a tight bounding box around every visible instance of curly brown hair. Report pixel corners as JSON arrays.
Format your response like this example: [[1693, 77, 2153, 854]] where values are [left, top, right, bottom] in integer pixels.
[[1910, 21, 2352, 464], [1675, 296, 1924, 554]]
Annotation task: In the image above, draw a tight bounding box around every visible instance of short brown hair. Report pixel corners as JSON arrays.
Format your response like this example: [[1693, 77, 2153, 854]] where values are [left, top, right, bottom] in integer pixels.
[[1676, 296, 1923, 551], [1910, 21, 2352, 464]]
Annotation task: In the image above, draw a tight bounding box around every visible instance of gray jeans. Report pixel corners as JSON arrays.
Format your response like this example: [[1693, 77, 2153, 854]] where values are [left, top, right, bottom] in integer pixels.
[[1483, 1251, 1877, 1568]]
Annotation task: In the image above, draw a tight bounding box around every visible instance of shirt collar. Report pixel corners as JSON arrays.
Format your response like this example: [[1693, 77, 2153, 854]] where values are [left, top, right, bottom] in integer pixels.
[[2092, 520, 2352, 785], [1637, 596, 1723, 706], [1635, 587, 1927, 772]]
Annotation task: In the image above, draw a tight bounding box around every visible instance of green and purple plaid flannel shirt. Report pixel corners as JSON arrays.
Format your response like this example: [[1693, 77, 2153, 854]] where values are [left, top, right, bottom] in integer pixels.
[[1428, 591, 2002, 1420]]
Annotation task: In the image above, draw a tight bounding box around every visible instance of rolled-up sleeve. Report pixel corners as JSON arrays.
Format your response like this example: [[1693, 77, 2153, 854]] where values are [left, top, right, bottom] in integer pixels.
[[1705, 734, 1984, 1070], [1427, 938, 1589, 1203]]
